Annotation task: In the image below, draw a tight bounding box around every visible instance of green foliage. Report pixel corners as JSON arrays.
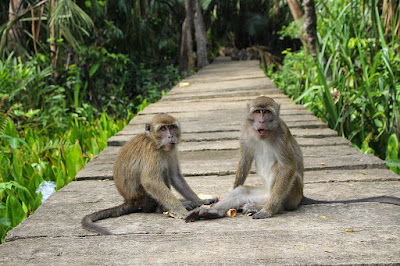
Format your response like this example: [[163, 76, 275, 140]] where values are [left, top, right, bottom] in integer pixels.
[[386, 134, 400, 174], [0, 46, 176, 243], [267, 0, 400, 174], [0, 108, 128, 243], [50, 0, 94, 51]]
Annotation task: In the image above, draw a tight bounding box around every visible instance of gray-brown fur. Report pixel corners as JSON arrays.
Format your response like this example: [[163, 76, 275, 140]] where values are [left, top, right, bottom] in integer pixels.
[[82, 114, 204, 234], [233, 96, 304, 218]]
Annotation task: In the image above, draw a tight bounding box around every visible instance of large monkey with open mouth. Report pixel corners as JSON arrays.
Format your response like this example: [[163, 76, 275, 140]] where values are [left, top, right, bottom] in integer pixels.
[[185, 96, 400, 222]]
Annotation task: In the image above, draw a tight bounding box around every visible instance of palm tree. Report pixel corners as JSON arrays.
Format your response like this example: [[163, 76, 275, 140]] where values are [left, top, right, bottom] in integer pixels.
[[1, 0, 93, 73]]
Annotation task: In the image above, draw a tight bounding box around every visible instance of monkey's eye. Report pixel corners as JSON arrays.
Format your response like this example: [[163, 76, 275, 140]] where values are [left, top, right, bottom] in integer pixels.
[[253, 110, 262, 114], [160, 126, 167, 131], [265, 110, 272, 114], [169, 125, 177, 129]]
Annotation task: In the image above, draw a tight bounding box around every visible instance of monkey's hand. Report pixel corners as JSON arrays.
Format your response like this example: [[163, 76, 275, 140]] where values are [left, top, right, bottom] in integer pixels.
[[202, 197, 220, 205], [251, 210, 273, 219], [185, 208, 225, 222], [180, 199, 200, 211]]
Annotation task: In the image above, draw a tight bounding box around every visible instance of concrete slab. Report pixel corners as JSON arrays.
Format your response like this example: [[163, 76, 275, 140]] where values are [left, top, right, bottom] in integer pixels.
[[76, 143, 385, 180], [138, 99, 313, 114], [1, 224, 399, 265], [109, 136, 349, 148], [2, 178, 399, 265], [5, 178, 400, 240]]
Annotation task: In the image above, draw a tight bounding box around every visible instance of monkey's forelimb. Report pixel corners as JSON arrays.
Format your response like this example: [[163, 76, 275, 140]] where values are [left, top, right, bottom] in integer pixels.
[[82, 202, 139, 235], [185, 208, 226, 222]]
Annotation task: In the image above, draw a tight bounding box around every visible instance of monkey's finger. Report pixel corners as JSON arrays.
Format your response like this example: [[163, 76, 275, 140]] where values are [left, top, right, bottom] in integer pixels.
[[203, 197, 220, 205], [184, 202, 197, 210], [252, 211, 272, 219]]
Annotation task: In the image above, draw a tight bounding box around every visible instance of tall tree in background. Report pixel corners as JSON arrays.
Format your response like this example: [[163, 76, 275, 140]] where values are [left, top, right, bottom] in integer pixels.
[[303, 0, 317, 59], [287, 0, 317, 58], [180, 0, 209, 74], [287, 0, 303, 21], [180, 0, 195, 74], [8, 0, 25, 56], [192, 0, 209, 68]]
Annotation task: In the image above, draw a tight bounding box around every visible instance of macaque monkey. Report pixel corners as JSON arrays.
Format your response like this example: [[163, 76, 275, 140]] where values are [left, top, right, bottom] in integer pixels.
[[185, 96, 400, 222], [82, 113, 216, 234]]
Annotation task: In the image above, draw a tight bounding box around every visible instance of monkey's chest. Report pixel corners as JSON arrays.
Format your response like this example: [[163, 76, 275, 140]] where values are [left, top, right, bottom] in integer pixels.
[[253, 142, 277, 191]]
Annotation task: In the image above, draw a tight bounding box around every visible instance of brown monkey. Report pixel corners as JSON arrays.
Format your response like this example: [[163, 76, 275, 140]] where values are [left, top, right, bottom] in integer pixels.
[[82, 113, 216, 234], [185, 96, 400, 222]]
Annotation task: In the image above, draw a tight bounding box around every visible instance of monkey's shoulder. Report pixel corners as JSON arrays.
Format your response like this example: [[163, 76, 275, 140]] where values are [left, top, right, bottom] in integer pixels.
[[120, 133, 160, 156]]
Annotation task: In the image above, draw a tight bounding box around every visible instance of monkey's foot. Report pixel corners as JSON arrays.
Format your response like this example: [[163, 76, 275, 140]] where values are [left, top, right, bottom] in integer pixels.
[[184, 208, 225, 222], [251, 210, 273, 219], [203, 197, 220, 205], [242, 203, 263, 215]]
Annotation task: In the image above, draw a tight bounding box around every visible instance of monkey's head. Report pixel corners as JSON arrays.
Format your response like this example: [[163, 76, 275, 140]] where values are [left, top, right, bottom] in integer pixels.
[[148, 113, 181, 151], [247, 96, 280, 139]]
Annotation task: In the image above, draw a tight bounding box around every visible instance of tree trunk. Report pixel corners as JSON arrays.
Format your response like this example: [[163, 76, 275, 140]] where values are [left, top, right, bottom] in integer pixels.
[[287, 0, 303, 20], [8, 0, 25, 56], [49, 0, 58, 76], [192, 0, 209, 68], [179, 0, 195, 74], [303, 0, 317, 59], [286, 0, 308, 46]]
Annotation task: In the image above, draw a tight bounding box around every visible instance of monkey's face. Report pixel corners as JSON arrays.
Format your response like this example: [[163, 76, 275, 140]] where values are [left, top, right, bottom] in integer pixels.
[[156, 124, 181, 151], [248, 97, 280, 139], [149, 114, 181, 151]]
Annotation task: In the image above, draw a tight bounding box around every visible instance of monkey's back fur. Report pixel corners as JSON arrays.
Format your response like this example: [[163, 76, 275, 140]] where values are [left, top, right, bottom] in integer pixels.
[[114, 133, 169, 204]]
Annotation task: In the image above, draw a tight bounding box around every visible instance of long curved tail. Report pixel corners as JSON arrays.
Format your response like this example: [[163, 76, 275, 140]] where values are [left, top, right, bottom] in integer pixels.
[[301, 195, 400, 206], [81, 202, 139, 235]]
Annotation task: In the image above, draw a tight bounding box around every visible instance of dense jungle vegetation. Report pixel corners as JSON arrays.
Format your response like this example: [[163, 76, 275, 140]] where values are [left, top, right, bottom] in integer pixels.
[[0, 0, 399, 243]]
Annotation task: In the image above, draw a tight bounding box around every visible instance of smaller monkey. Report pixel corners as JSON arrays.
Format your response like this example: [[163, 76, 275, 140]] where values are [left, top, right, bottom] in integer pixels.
[[185, 96, 400, 222], [82, 113, 216, 234]]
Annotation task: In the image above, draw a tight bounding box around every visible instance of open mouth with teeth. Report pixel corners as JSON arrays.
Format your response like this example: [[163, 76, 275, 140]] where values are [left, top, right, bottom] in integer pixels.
[[258, 129, 267, 136]]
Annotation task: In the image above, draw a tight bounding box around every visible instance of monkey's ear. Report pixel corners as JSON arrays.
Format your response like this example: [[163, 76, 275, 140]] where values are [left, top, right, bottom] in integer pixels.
[[145, 123, 151, 134], [246, 101, 252, 113]]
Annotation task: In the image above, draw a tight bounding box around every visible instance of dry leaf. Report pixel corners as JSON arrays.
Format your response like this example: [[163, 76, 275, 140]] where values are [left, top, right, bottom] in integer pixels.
[[320, 162, 325, 165], [299, 248, 305, 251], [345, 229, 354, 232], [319, 215, 327, 219], [163, 211, 179, 219]]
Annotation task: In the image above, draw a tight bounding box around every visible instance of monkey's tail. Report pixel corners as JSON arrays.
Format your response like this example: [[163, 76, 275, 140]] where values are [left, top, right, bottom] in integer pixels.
[[81, 202, 139, 235], [301, 196, 400, 206]]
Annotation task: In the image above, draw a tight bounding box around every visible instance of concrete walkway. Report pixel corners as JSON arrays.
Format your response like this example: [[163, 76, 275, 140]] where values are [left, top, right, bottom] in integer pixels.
[[1, 57, 399, 265]]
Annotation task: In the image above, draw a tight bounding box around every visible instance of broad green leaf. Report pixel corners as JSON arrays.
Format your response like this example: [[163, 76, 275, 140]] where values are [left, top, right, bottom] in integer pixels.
[[5, 195, 27, 227], [65, 141, 83, 179]]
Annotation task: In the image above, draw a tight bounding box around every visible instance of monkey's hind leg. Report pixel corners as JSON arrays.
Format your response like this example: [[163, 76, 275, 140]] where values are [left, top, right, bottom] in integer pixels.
[[185, 186, 267, 222], [242, 203, 264, 215]]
